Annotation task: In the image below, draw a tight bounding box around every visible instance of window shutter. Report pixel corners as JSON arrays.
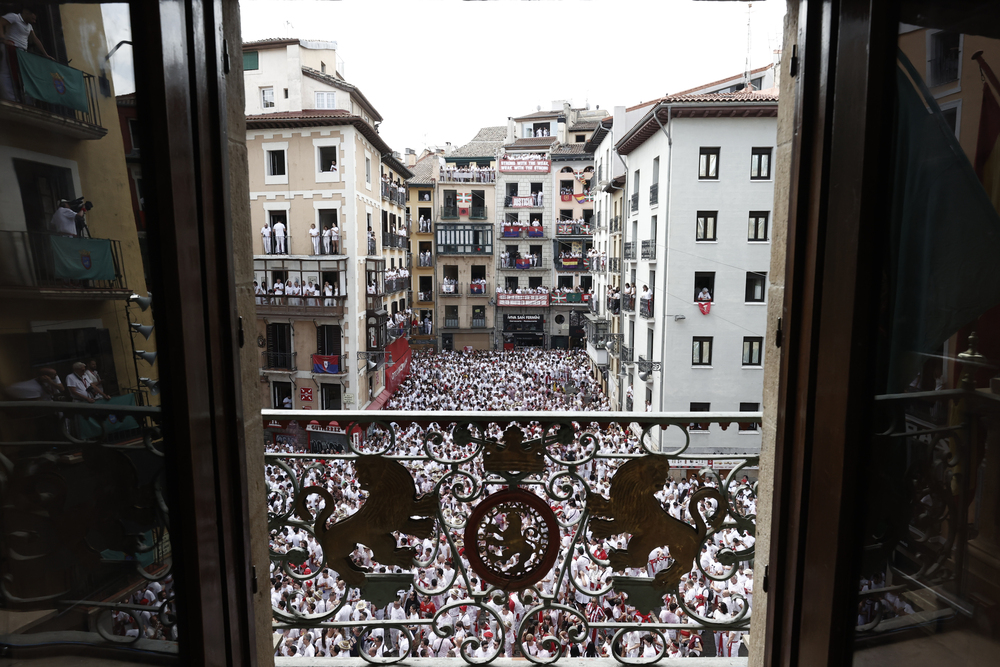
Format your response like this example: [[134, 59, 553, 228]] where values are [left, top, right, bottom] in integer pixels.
[[332, 325, 342, 356], [316, 325, 325, 355]]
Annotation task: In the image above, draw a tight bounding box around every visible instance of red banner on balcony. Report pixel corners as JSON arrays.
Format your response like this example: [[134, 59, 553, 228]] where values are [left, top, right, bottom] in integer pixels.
[[699, 302, 711, 315], [312, 354, 339, 373]]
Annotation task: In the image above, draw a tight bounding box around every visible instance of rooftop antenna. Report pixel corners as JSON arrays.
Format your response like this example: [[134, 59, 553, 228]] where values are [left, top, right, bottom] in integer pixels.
[[285, 21, 294, 39], [744, 3, 753, 89]]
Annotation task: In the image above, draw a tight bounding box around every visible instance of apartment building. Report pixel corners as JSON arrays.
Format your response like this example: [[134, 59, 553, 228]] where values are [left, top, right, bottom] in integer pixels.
[[244, 38, 413, 411], [405, 149, 438, 351], [435, 127, 504, 351], [612, 86, 778, 454]]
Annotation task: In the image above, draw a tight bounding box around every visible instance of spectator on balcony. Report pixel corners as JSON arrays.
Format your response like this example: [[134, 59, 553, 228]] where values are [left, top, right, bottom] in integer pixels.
[[48, 199, 81, 236], [1, 9, 55, 102], [83, 359, 109, 400], [65, 362, 95, 403], [423, 316, 432, 335], [697, 287, 712, 302], [272, 278, 284, 297], [321, 225, 331, 254], [254, 280, 264, 303], [641, 285, 651, 300], [273, 219, 287, 254], [367, 227, 375, 255], [309, 224, 320, 255], [4, 367, 64, 401], [260, 221, 272, 253]]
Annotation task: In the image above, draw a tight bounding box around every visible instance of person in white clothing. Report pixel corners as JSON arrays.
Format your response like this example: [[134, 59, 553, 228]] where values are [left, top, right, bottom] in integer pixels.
[[322, 225, 332, 254], [273, 220, 287, 254], [1, 9, 54, 102], [309, 224, 320, 254], [261, 222, 272, 253]]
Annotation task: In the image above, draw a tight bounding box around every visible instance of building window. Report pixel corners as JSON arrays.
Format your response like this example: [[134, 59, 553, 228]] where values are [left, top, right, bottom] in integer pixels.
[[243, 50, 258, 70], [365, 157, 371, 185], [694, 272, 715, 302], [928, 30, 961, 87], [692, 337, 713, 366], [127, 118, 140, 150], [575, 134, 586, 142], [317, 145, 337, 173], [696, 211, 717, 241], [742, 336, 763, 366], [745, 272, 766, 303], [748, 211, 769, 241], [261, 87, 274, 109], [750, 147, 772, 180], [266, 149, 285, 177], [698, 147, 719, 180], [320, 61, 326, 73], [316, 91, 336, 109], [690, 402, 710, 430], [283, 88, 288, 99], [739, 402, 760, 432]]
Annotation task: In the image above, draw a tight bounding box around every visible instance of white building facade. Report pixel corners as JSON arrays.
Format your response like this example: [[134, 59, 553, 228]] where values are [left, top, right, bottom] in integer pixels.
[[615, 91, 778, 455]]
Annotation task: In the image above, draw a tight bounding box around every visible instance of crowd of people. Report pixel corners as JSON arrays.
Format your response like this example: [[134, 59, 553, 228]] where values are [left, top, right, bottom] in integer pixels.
[[440, 165, 496, 183], [500, 249, 541, 268], [267, 357, 758, 658], [417, 216, 432, 234], [381, 173, 407, 202], [255, 278, 342, 304]]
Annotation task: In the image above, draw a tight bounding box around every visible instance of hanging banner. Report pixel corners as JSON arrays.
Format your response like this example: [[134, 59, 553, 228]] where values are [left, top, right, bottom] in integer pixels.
[[312, 354, 340, 373], [500, 155, 551, 173], [497, 293, 549, 307]]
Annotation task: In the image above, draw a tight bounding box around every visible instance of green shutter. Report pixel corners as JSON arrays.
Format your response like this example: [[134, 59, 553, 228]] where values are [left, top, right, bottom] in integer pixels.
[[243, 50, 259, 71]]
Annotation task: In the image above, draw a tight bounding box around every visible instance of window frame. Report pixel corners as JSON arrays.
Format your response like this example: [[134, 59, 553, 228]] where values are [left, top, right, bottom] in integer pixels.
[[739, 402, 761, 432], [243, 49, 259, 70], [262, 141, 289, 185], [745, 271, 767, 303], [742, 336, 763, 367], [313, 137, 340, 184], [748, 210, 770, 242], [698, 147, 720, 180], [692, 336, 713, 366], [260, 86, 275, 109], [315, 90, 336, 109], [696, 210, 718, 242], [751, 147, 773, 180]]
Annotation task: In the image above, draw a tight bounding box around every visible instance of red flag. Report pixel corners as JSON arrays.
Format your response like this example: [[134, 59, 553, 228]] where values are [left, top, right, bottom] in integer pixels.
[[698, 302, 711, 315]]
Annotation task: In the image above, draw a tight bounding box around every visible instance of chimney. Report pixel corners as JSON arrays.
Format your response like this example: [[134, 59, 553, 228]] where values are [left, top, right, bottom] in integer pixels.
[[445, 141, 453, 156], [772, 49, 782, 91], [506, 117, 516, 144], [405, 148, 416, 167]]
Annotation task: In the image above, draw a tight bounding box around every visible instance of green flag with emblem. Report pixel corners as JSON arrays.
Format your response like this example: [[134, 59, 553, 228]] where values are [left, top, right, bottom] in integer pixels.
[[50, 236, 115, 281], [15, 49, 89, 113]]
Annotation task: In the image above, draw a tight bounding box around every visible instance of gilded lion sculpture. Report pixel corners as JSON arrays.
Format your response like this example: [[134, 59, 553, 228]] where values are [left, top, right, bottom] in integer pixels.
[[294, 455, 438, 588], [586, 457, 725, 591]]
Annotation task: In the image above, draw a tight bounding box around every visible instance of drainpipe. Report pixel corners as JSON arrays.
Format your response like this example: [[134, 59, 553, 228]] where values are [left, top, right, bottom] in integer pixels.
[[653, 105, 672, 423]]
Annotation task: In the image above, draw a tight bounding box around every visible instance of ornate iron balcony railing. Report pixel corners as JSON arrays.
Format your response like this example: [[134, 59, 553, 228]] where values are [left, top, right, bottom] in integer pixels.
[[264, 409, 760, 663]]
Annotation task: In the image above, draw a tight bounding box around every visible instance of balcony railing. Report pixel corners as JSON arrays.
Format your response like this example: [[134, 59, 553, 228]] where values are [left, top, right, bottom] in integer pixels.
[[621, 344, 634, 364], [555, 257, 589, 271], [263, 409, 760, 659], [0, 230, 128, 294], [470, 206, 488, 220], [0, 51, 105, 139], [556, 222, 593, 236], [444, 318, 460, 328], [501, 225, 546, 238], [417, 291, 434, 302], [622, 294, 636, 312], [640, 296, 654, 319], [261, 233, 292, 255], [381, 182, 390, 200], [439, 284, 461, 296], [439, 167, 496, 183], [498, 256, 545, 270], [255, 294, 346, 317], [609, 257, 621, 273], [610, 215, 622, 233], [471, 318, 487, 328], [626, 396, 634, 411], [641, 239, 656, 259], [441, 205, 459, 220], [469, 283, 488, 296], [589, 256, 607, 272], [261, 351, 295, 370], [504, 194, 543, 208], [385, 277, 408, 294], [606, 295, 621, 314], [649, 182, 659, 205], [631, 192, 639, 212], [624, 242, 636, 260], [417, 255, 433, 267], [550, 292, 592, 304]]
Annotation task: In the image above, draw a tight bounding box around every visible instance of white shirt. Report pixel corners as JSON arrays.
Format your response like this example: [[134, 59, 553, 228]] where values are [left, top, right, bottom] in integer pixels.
[[65, 373, 91, 402], [261, 225, 271, 237], [50, 208, 77, 236], [309, 227, 319, 238], [2, 13, 33, 50], [273, 222, 286, 237]]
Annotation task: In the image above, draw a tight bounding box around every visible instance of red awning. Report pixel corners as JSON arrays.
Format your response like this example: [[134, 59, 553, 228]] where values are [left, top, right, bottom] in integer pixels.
[[366, 389, 392, 411]]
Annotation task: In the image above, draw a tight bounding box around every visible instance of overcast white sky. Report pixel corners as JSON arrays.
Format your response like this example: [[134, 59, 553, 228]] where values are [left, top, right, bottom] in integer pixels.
[[240, 0, 785, 153]]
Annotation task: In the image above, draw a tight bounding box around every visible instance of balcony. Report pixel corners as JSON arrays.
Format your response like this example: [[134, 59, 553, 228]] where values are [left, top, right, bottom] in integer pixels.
[[471, 317, 487, 328], [255, 294, 346, 317], [445, 318, 460, 328], [606, 295, 621, 314], [550, 292, 591, 304], [440, 167, 496, 183], [555, 257, 589, 272], [261, 351, 295, 371], [649, 182, 659, 205], [589, 256, 607, 272], [641, 239, 656, 259], [416, 290, 434, 303], [610, 215, 622, 233], [0, 51, 106, 140], [640, 296, 654, 319], [556, 222, 593, 236], [0, 230, 129, 298], [622, 294, 635, 312], [504, 194, 543, 208], [469, 283, 489, 296], [381, 182, 390, 200], [609, 257, 621, 273], [631, 192, 639, 212], [263, 409, 759, 654], [417, 255, 433, 267], [261, 233, 292, 255], [470, 206, 488, 220], [441, 205, 459, 220], [624, 242, 636, 260], [498, 256, 545, 270], [385, 277, 408, 294], [435, 223, 493, 255], [621, 344, 633, 364], [501, 225, 546, 239]]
